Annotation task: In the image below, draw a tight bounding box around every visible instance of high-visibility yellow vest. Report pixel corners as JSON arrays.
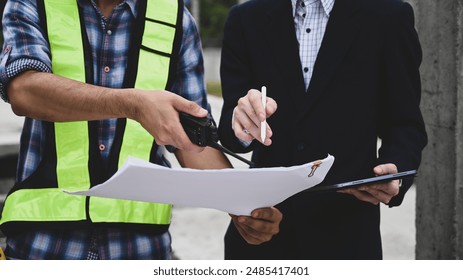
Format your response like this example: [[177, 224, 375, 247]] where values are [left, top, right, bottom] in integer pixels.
[[0, 0, 183, 234]]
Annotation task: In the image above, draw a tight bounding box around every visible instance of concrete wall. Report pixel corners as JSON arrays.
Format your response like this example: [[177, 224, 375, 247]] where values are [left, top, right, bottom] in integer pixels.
[[204, 48, 221, 83], [410, 0, 463, 259]]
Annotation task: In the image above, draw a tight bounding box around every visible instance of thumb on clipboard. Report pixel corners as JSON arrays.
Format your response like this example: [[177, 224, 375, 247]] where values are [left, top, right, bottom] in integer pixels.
[[338, 163, 402, 205]]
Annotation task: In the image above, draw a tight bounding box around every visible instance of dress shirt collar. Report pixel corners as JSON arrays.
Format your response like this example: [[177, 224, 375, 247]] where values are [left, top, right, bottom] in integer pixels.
[[291, 0, 335, 17]]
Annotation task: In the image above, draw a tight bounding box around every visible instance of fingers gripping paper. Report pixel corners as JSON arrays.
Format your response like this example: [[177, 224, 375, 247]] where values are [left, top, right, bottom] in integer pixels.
[[66, 155, 334, 215]]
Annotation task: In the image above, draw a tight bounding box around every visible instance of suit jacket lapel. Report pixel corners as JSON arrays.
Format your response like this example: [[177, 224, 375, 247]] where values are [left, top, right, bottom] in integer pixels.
[[302, 0, 363, 119], [263, 0, 308, 117]]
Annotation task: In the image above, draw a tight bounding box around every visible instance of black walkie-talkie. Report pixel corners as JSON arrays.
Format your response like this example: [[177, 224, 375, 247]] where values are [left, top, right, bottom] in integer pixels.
[[179, 112, 255, 167]]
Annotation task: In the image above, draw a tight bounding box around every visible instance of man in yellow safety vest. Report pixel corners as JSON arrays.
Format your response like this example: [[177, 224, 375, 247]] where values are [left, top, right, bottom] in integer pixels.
[[0, 0, 281, 259]]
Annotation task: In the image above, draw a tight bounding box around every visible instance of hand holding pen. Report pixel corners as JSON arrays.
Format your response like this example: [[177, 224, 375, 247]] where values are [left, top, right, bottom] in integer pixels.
[[232, 86, 277, 145]]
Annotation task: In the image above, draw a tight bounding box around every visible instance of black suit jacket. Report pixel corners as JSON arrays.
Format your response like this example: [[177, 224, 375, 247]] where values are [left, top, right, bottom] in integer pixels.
[[218, 0, 427, 259]]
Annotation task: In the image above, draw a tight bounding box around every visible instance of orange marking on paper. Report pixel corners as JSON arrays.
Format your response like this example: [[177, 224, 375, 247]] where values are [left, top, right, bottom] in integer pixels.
[[308, 160, 322, 177]]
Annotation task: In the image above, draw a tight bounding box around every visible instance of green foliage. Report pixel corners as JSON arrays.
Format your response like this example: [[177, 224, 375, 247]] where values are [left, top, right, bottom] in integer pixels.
[[206, 81, 222, 96], [198, 0, 236, 47]]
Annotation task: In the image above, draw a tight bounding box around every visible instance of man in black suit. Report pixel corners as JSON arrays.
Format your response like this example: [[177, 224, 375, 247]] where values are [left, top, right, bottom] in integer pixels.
[[218, 0, 427, 259]]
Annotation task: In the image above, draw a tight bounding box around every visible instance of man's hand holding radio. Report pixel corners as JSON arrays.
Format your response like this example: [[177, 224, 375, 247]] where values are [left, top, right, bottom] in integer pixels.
[[133, 90, 208, 152]]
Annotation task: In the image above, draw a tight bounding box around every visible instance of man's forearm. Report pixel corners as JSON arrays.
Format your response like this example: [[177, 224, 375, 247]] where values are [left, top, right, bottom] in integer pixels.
[[8, 70, 210, 152], [7, 70, 139, 122], [175, 147, 232, 169]]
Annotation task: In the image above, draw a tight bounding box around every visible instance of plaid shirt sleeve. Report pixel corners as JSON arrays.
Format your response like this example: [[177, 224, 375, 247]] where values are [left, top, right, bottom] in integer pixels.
[[165, 8, 211, 153], [170, 8, 210, 113], [0, 0, 52, 103]]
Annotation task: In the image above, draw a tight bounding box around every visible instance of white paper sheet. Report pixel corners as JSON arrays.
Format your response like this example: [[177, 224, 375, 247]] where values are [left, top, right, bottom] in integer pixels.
[[66, 155, 334, 215]]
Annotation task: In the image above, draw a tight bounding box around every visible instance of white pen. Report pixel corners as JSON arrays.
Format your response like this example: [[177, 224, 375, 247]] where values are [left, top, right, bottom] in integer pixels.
[[261, 86, 267, 143]]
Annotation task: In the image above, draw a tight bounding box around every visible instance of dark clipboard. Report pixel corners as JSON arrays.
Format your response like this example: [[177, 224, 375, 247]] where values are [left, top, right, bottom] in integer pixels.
[[305, 170, 417, 193]]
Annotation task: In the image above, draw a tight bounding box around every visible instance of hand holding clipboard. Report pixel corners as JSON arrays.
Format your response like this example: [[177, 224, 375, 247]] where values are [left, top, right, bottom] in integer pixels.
[[306, 170, 417, 193]]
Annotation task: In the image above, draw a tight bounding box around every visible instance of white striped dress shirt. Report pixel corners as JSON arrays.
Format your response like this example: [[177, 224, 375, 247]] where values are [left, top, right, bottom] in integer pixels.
[[292, 0, 334, 90]]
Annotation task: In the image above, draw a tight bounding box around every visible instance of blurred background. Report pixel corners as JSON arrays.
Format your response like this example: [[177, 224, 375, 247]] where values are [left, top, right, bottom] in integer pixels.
[[1, 0, 462, 259]]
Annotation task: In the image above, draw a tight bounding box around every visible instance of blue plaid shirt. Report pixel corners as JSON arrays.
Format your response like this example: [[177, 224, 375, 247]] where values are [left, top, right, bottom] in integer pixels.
[[0, 0, 209, 259]]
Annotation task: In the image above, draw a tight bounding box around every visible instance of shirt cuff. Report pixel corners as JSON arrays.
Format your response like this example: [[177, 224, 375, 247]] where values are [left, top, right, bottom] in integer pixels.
[[1, 58, 51, 102], [231, 109, 253, 148]]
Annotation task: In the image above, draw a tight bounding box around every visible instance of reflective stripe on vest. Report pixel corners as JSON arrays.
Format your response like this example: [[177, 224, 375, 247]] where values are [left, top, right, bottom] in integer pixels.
[[0, 0, 179, 227]]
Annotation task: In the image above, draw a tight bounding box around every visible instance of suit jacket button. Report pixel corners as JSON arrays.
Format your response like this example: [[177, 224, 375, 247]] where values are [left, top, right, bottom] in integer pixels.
[[297, 143, 305, 151]]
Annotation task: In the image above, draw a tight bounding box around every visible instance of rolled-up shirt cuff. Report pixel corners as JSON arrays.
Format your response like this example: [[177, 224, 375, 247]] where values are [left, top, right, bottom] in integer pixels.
[[0, 58, 51, 102]]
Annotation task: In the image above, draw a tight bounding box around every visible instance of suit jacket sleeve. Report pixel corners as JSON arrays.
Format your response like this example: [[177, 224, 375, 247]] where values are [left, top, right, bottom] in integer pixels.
[[377, 2, 427, 206], [218, 5, 257, 154]]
